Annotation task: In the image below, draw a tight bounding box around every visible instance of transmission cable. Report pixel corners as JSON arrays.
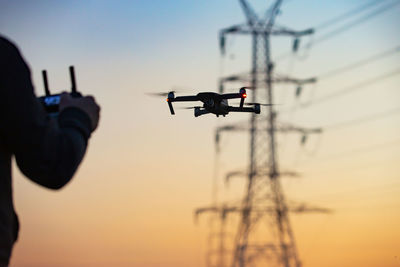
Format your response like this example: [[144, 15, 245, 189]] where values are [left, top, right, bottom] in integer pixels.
[[308, 137, 400, 162], [321, 106, 400, 131], [275, 0, 400, 61], [300, 67, 400, 108], [314, 0, 390, 30], [313, 0, 400, 45], [317, 45, 400, 80]]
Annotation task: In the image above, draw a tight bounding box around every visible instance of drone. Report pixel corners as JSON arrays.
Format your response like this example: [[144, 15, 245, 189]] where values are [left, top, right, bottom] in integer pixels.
[[156, 87, 272, 117]]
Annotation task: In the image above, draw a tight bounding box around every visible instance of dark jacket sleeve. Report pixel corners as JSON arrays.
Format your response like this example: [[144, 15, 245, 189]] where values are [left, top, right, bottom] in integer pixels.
[[0, 37, 92, 190]]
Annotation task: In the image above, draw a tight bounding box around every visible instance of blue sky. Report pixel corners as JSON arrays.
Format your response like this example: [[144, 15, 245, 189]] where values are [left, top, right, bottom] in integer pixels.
[[1, 1, 400, 266]]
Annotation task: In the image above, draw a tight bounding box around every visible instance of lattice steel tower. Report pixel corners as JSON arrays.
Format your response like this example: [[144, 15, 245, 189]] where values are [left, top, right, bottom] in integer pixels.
[[218, 1, 315, 266]]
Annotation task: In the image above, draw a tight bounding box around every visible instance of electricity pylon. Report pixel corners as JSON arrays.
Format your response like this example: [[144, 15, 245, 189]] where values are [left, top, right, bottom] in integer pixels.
[[194, 203, 330, 267], [218, 1, 315, 266], [195, 205, 236, 267]]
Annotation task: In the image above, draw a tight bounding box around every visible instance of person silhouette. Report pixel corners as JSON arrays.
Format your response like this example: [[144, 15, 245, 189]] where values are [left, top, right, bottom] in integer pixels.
[[0, 36, 100, 267]]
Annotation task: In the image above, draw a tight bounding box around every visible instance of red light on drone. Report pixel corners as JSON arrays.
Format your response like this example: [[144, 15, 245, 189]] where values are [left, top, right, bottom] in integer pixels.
[[166, 98, 169, 102], [242, 93, 247, 98]]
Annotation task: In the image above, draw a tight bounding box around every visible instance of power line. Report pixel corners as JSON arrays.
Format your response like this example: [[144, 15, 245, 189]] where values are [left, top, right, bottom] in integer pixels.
[[317, 45, 400, 79], [275, 0, 400, 61], [314, 0, 389, 30], [300, 180, 400, 201], [322, 106, 400, 130], [280, 49, 400, 116], [288, 109, 400, 172], [313, 0, 400, 45], [308, 137, 400, 162], [292, 138, 400, 179], [300, 67, 400, 108]]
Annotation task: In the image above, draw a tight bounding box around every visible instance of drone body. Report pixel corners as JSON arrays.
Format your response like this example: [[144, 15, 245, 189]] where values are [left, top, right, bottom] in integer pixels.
[[166, 87, 266, 117]]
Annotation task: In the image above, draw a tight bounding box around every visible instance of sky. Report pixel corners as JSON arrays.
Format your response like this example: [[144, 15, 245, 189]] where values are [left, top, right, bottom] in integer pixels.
[[0, 0, 399, 266]]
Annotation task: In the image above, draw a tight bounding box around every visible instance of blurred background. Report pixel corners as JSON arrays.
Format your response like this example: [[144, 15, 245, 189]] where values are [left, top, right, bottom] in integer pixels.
[[0, 0, 399, 266]]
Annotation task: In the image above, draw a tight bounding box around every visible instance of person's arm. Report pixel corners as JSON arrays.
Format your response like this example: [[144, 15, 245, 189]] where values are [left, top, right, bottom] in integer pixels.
[[0, 37, 94, 189]]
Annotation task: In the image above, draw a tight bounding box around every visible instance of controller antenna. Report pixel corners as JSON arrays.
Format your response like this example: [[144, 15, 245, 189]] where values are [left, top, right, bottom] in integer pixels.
[[42, 70, 51, 96], [69, 66, 77, 93]]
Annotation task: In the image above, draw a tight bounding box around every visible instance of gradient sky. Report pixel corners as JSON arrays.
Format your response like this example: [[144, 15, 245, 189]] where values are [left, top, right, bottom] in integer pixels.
[[1, 0, 399, 266]]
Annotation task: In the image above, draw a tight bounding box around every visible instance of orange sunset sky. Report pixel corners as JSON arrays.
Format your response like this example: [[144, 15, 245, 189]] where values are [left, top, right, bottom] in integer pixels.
[[0, 0, 399, 266]]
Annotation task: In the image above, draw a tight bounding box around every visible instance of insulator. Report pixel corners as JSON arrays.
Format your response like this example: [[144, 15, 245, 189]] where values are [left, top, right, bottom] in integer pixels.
[[220, 35, 226, 55], [227, 75, 239, 81], [293, 37, 300, 52], [268, 63, 274, 72], [295, 86, 302, 97], [301, 134, 307, 145]]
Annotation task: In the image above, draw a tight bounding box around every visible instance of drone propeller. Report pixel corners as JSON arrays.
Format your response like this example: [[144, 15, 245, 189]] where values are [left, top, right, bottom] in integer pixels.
[[146, 90, 179, 97], [245, 102, 275, 106], [147, 85, 197, 97]]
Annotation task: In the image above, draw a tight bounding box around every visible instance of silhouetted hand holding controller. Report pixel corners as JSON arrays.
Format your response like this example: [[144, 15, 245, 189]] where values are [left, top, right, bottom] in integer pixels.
[[0, 37, 105, 267], [59, 92, 100, 131]]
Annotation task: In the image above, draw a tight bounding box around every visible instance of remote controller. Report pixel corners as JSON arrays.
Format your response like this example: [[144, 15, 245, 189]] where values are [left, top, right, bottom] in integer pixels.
[[38, 66, 82, 115]]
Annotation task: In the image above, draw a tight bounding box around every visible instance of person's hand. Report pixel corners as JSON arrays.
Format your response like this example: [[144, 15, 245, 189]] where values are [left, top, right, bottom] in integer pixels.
[[59, 92, 100, 131]]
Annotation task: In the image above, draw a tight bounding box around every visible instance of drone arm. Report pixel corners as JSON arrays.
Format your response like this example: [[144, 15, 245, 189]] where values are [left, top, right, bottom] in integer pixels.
[[170, 95, 199, 102], [228, 106, 259, 114], [222, 87, 247, 101], [167, 95, 199, 115], [167, 99, 175, 115], [220, 93, 242, 100], [240, 97, 245, 108]]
